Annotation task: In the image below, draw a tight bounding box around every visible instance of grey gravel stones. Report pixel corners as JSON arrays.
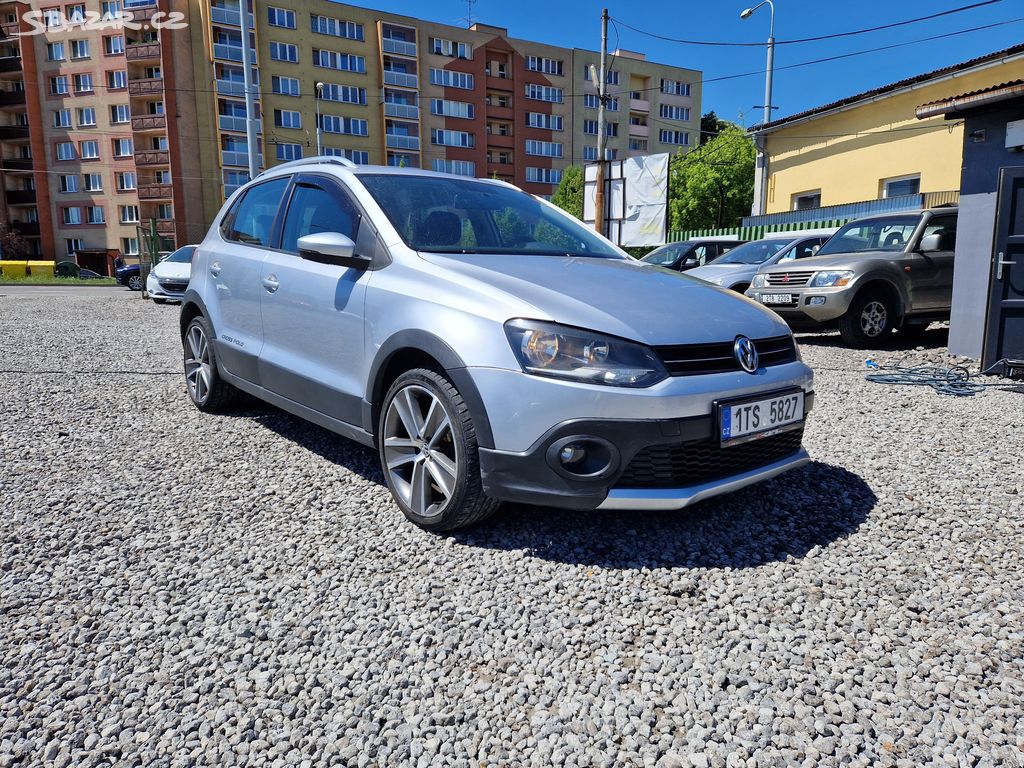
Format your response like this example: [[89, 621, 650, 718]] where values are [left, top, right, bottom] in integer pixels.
[[1, 295, 1022, 766]]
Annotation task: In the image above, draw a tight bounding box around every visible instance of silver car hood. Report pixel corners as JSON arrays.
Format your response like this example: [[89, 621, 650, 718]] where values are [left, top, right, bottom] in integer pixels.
[[419, 253, 789, 345], [759, 250, 892, 273], [687, 263, 756, 283]]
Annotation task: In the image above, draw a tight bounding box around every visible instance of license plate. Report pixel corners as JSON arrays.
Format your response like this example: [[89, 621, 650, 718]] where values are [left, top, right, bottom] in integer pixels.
[[719, 390, 804, 446], [762, 293, 793, 305]]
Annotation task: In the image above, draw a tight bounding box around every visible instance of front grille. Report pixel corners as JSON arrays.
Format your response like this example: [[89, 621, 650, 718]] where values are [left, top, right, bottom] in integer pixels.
[[766, 271, 813, 287], [614, 428, 804, 489], [158, 279, 188, 293], [654, 335, 797, 376]]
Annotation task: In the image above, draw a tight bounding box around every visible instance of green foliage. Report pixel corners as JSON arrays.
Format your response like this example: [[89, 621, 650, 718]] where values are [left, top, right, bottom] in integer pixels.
[[0, 224, 29, 261], [699, 111, 734, 145], [550, 165, 584, 220], [668, 126, 755, 232]]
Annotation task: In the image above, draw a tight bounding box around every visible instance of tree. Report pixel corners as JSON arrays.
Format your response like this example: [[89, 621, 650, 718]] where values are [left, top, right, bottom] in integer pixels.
[[668, 126, 755, 232], [699, 111, 731, 145], [550, 165, 584, 220], [0, 223, 29, 261]]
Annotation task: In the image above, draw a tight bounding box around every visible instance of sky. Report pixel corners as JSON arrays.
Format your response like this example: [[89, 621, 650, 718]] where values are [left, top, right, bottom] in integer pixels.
[[365, 0, 1023, 126]]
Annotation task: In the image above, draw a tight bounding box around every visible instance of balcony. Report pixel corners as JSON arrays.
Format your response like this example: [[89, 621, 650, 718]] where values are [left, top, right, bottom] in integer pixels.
[[385, 134, 420, 151], [135, 149, 170, 166], [629, 98, 650, 113], [138, 183, 173, 200], [6, 189, 36, 205], [128, 78, 164, 97], [213, 44, 256, 63], [382, 38, 417, 57], [0, 21, 20, 38], [383, 71, 417, 89], [629, 123, 649, 138], [384, 103, 419, 120], [219, 114, 261, 133], [123, 2, 157, 24], [221, 150, 263, 167], [486, 75, 513, 92], [126, 42, 161, 62], [0, 57, 21, 74], [131, 114, 167, 131], [0, 125, 30, 140], [12, 221, 39, 237], [155, 220, 176, 236], [210, 7, 254, 27], [215, 79, 246, 97], [486, 161, 513, 176], [0, 90, 25, 107], [485, 104, 513, 121], [486, 133, 514, 149], [0, 158, 32, 171]]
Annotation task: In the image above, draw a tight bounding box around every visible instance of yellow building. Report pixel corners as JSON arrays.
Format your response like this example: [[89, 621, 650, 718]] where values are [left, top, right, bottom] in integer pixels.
[[752, 44, 1024, 219]]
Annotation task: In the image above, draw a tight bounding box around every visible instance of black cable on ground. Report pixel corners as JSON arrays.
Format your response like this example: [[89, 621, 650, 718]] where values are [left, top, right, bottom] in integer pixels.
[[864, 356, 1014, 397]]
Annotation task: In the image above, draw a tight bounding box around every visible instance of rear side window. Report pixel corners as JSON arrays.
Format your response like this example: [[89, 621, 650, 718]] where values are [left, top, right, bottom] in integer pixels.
[[221, 177, 289, 246], [280, 182, 360, 253]]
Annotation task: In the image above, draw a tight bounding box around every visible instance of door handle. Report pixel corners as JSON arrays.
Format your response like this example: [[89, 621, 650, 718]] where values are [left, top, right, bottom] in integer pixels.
[[209, 261, 222, 277], [261, 274, 280, 293], [996, 253, 1016, 280]]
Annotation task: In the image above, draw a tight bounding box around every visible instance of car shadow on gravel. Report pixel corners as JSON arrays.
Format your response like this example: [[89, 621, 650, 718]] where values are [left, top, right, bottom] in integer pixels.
[[795, 325, 950, 351], [451, 461, 876, 570]]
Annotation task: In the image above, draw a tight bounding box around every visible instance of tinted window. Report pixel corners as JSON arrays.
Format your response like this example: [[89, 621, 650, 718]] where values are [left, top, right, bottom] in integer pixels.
[[817, 215, 919, 256], [642, 243, 686, 266], [778, 238, 825, 262], [222, 177, 289, 246], [281, 182, 360, 253], [163, 246, 196, 264], [921, 216, 957, 251], [715, 239, 789, 265]]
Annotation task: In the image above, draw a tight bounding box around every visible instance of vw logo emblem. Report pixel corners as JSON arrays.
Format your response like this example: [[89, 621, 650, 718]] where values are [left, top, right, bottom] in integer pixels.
[[734, 336, 759, 374]]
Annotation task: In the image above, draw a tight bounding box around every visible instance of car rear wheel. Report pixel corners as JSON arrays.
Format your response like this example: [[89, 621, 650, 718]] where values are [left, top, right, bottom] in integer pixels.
[[379, 369, 499, 531], [127, 274, 142, 291], [183, 316, 238, 412], [838, 292, 895, 348]]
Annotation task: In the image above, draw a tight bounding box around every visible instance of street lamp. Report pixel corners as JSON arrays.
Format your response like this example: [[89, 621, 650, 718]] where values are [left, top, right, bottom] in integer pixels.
[[740, 0, 775, 216], [315, 81, 324, 156]]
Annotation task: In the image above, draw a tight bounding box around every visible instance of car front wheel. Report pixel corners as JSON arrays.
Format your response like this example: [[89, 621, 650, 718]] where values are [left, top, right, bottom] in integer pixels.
[[127, 274, 142, 291], [838, 292, 895, 347], [183, 316, 238, 412], [379, 368, 499, 531]]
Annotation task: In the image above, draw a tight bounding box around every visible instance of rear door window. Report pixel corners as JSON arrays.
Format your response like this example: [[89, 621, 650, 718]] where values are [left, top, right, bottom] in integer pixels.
[[221, 177, 290, 247]]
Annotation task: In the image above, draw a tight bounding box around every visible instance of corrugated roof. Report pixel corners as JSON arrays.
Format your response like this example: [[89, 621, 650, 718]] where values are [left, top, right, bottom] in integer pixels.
[[917, 79, 1024, 109], [753, 43, 1024, 132]]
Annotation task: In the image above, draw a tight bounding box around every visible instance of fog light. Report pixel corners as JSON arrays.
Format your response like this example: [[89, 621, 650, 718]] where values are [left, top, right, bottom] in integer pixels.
[[808, 296, 826, 306], [559, 444, 586, 466]]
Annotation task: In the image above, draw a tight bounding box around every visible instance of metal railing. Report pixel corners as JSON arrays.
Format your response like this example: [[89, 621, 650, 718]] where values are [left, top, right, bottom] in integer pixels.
[[382, 38, 417, 57], [385, 134, 420, 150], [221, 150, 263, 167], [384, 103, 419, 120], [218, 115, 261, 133], [215, 79, 246, 97], [383, 71, 417, 88]]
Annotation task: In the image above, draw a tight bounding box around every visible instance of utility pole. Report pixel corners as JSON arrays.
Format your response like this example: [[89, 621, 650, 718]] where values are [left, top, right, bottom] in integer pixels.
[[315, 82, 324, 156], [594, 8, 609, 237], [239, 0, 260, 179]]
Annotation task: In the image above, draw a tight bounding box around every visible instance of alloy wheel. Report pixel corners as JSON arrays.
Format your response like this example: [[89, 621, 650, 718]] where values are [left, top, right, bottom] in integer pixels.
[[382, 384, 459, 520], [859, 300, 888, 337], [184, 325, 212, 405], [128, 274, 142, 291]]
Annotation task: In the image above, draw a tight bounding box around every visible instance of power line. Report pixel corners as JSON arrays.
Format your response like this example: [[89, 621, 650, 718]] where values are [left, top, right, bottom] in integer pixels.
[[612, 0, 1006, 47]]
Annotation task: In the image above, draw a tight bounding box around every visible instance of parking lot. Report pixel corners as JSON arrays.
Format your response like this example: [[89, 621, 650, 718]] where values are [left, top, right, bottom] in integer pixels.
[[1, 289, 1022, 767]]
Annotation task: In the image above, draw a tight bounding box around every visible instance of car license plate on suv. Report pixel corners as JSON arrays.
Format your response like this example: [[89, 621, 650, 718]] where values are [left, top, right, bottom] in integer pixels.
[[762, 293, 793, 305], [718, 390, 804, 446]]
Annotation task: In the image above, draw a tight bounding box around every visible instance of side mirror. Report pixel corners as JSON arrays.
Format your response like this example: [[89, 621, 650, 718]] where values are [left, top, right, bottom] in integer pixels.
[[810, 244, 820, 255], [682, 257, 699, 268], [297, 232, 370, 269], [918, 233, 942, 253]]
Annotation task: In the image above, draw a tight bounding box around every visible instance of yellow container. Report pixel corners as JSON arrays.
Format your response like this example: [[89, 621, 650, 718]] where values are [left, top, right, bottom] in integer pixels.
[[27, 261, 55, 279], [0, 260, 28, 279]]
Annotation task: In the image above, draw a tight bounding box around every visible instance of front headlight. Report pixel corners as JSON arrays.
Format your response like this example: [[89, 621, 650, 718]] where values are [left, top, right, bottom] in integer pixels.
[[504, 320, 668, 388], [809, 270, 855, 288], [752, 273, 767, 288]]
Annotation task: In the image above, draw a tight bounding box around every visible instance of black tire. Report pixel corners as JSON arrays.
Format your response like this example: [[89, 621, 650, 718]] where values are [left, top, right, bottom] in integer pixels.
[[838, 292, 895, 348], [152, 297, 167, 305], [183, 316, 238, 413], [127, 274, 142, 291], [378, 368, 499, 531]]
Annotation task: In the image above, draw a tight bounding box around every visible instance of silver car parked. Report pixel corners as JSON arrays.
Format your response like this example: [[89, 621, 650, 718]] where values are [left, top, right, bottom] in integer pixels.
[[180, 158, 815, 530], [687, 232, 835, 293]]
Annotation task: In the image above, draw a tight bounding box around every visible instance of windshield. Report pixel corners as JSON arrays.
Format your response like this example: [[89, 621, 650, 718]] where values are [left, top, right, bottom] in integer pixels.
[[713, 239, 790, 265], [358, 174, 623, 258], [817, 216, 918, 256], [163, 246, 196, 264], [641, 243, 688, 266]]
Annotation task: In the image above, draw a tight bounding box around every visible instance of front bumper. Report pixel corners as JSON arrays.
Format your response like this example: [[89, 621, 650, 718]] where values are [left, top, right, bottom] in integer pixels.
[[146, 272, 187, 300], [745, 285, 856, 323]]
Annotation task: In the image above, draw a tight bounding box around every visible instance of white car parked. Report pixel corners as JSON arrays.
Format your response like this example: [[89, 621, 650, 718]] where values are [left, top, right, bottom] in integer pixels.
[[147, 245, 197, 304]]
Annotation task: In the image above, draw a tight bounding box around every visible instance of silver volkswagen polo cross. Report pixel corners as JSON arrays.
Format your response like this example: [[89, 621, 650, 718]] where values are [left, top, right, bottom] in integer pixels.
[[180, 158, 814, 530]]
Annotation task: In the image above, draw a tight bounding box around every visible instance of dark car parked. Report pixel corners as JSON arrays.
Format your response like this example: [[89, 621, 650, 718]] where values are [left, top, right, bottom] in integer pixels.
[[115, 260, 142, 291], [640, 237, 746, 272]]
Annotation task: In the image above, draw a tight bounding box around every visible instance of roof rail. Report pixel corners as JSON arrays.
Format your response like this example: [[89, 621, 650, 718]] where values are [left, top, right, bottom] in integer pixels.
[[256, 156, 357, 177]]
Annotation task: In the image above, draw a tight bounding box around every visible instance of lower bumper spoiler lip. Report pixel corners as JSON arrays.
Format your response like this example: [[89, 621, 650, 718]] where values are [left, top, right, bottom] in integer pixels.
[[597, 447, 811, 511]]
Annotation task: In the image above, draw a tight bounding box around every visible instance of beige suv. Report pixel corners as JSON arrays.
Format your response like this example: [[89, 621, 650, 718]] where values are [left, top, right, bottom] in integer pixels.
[[746, 207, 957, 347]]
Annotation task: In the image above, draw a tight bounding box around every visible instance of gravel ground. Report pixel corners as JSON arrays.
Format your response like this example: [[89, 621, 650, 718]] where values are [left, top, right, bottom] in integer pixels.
[[1, 291, 1022, 768]]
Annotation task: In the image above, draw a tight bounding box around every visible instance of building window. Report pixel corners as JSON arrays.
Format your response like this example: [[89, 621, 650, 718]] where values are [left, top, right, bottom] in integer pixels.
[[526, 167, 563, 185], [73, 74, 94, 93], [271, 76, 300, 97], [660, 79, 691, 96], [430, 69, 473, 90], [792, 191, 822, 211], [320, 115, 368, 136], [117, 172, 137, 191], [110, 105, 130, 124], [112, 138, 133, 158], [583, 146, 598, 162], [77, 108, 96, 127], [50, 76, 69, 95], [431, 38, 472, 58], [313, 49, 366, 73], [659, 104, 691, 122], [430, 99, 474, 119], [56, 142, 76, 161], [267, 7, 296, 28], [47, 42, 65, 61], [108, 71, 128, 89], [84, 173, 103, 192], [525, 84, 563, 103], [122, 237, 139, 255], [432, 159, 476, 177], [276, 142, 303, 161], [882, 174, 921, 198], [431, 129, 474, 148], [323, 148, 369, 164], [527, 56, 563, 76], [120, 205, 139, 224], [54, 110, 72, 129], [606, 70, 619, 85], [154, 170, 171, 184], [101, 2, 121, 17], [269, 42, 299, 63], [583, 119, 598, 135], [80, 140, 100, 159], [274, 109, 302, 129], [526, 112, 562, 131], [310, 15, 364, 41], [59, 175, 79, 193], [606, 123, 619, 138], [658, 129, 689, 146], [525, 140, 562, 158], [157, 203, 172, 219], [71, 39, 90, 59], [63, 207, 83, 226], [321, 84, 366, 105], [86, 206, 105, 224], [65, 238, 85, 256], [103, 36, 123, 55]]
